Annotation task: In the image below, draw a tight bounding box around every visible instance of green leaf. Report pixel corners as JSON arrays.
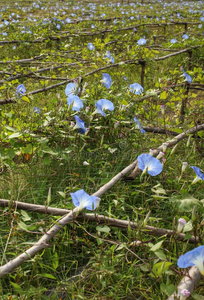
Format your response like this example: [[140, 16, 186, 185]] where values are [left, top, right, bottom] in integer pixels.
[[183, 220, 193, 232], [152, 261, 173, 276], [150, 240, 164, 252], [21, 96, 30, 103], [5, 125, 16, 132], [8, 132, 22, 139], [52, 252, 59, 270], [18, 221, 28, 231], [160, 90, 167, 100], [10, 282, 24, 294], [38, 273, 57, 280], [21, 210, 31, 221], [191, 292, 204, 300], [151, 184, 166, 195], [96, 225, 111, 233], [171, 193, 202, 212], [57, 191, 66, 198], [154, 249, 167, 260], [160, 283, 175, 296]]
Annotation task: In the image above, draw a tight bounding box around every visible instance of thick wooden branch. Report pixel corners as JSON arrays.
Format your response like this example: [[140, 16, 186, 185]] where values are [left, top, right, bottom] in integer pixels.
[[0, 46, 201, 106], [0, 22, 200, 45], [0, 160, 138, 277], [0, 207, 79, 278], [168, 266, 201, 300], [126, 123, 204, 180], [0, 199, 198, 244]]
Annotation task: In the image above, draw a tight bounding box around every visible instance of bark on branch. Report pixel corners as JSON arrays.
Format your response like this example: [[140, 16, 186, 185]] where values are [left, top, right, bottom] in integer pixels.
[[167, 266, 201, 300], [126, 123, 204, 180], [0, 198, 198, 244]]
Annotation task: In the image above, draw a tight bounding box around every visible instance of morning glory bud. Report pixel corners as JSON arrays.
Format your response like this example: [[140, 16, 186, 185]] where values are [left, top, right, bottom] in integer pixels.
[[160, 103, 165, 115], [170, 144, 178, 155], [192, 205, 197, 222], [186, 135, 191, 147], [176, 218, 186, 233], [162, 142, 168, 152], [156, 151, 165, 159], [149, 148, 154, 156], [182, 162, 188, 173]]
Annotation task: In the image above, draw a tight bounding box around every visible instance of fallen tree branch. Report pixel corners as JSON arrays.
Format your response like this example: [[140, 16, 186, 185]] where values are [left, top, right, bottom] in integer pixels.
[[0, 160, 138, 277], [0, 207, 79, 277], [0, 199, 198, 244], [167, 266, 201, 300], [0, 22, 200, 45], [0, 46, 200, 105], [126, 123, 204, 180]]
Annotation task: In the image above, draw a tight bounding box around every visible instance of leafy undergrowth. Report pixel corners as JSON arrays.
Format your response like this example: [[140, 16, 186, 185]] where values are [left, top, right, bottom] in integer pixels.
[[0, 0, 204, 299]]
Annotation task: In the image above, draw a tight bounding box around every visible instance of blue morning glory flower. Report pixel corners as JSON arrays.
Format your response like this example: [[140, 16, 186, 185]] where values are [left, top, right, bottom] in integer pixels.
[[138, 153, 163, 176], [182, 69, 192, 84], [91, 24, 95, 28], [104, 51, 111, 59], [56, 24, 61, 30], [16, 84, 26, 98], [134, 116, 146, 134], [171, 38, 177, 44], [70, 189, 100, 211], [65, 82, 77, 96], [94, 99, 114, 117], [101, 73, 112, 89], [33, 107, 41, 114], [74, 116, 87, 134], [200, 17, 204, 22], [67, 94, 83, 111], [182, 34, 189, 40], [87, 43, 95, 50], [129, 83, 143, 95], [191, 166, 204, 184], [104, 51, 115, 64], [178, 245, 204, 275], [137, 38, 146, 45], [110, 56, 115, 64]]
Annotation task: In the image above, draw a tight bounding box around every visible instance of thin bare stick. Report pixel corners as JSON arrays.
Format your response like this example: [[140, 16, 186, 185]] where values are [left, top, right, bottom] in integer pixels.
[[167, 266, 201, 300]]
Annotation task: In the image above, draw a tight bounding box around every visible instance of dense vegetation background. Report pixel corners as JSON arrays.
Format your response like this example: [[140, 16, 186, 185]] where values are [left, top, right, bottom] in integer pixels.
[[0, 0, 204, 299]]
